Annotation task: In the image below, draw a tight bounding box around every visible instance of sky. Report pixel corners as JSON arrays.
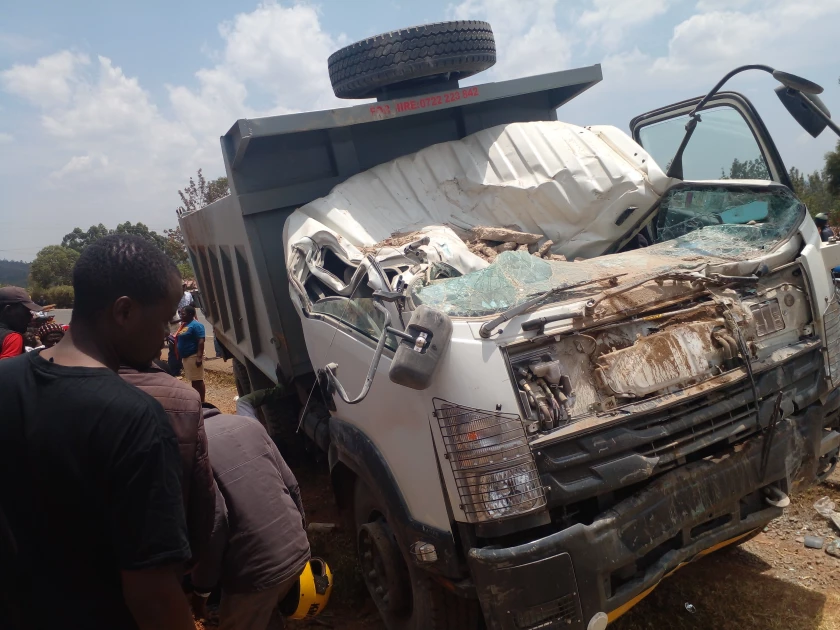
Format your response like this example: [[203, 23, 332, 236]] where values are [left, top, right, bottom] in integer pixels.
[[1, 0, 839, 261]]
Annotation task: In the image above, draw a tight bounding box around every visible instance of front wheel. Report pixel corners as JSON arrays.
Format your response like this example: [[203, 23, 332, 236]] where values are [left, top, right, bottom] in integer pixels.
[[353, 478, 482, 630]]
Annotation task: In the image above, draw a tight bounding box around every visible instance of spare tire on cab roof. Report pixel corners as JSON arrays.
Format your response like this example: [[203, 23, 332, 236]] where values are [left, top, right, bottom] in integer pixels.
[[327, 21, 496, 100]]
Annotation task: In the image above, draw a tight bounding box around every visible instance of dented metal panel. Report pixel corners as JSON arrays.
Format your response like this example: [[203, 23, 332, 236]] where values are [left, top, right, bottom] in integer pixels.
[[286, 121, 673, 265], [594, 321, 725, 398]]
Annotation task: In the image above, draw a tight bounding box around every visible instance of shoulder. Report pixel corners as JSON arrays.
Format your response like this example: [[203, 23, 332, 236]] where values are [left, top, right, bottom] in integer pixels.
[[191, 320, 205, 334], [0, 348, 31, 376], [120, 366, 201, 412], [204, 413, 265, 440]]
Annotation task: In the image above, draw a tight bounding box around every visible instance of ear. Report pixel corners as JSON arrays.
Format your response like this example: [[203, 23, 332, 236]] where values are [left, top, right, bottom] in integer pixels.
[[111, 296, 136, 327]]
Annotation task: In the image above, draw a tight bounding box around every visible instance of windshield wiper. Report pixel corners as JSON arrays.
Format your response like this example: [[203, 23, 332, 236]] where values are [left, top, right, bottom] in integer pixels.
[[478, 274, 626, 339]]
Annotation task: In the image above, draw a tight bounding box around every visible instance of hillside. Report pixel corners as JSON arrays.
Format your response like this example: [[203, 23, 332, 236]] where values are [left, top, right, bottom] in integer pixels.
[[0, 259, 30, 287]]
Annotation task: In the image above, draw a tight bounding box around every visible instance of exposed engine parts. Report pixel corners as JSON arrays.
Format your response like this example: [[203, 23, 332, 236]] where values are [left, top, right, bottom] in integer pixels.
[[508, 266, 813, 433], [516, 360, 574, 431]]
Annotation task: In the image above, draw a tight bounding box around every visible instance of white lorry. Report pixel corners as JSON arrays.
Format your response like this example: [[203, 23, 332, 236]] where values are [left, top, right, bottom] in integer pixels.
[[180, 21, 840, 630]]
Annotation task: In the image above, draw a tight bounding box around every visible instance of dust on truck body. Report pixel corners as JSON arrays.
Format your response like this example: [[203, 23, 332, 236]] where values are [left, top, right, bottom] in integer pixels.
[[180, 21, 840, 630]]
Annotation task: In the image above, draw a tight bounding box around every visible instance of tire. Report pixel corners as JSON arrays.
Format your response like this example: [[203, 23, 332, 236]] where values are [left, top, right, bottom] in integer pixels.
[[328, 21, 496, 99], [353, 478, 482, 630]]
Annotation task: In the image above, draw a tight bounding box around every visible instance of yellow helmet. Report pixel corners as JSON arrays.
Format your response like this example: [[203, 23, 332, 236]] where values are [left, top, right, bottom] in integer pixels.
[[279, 557, 333, 619]]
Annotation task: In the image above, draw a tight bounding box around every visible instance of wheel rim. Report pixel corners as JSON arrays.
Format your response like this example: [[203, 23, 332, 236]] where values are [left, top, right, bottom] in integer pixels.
[[358, 519, 411, 615]]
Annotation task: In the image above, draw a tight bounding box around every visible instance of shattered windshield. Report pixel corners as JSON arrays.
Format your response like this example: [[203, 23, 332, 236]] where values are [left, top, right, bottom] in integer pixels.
[[651, 185, 802, 258], [413, 186, 802, 317]]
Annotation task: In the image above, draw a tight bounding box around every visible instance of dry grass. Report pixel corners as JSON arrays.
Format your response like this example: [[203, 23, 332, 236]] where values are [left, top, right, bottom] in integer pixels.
[[612, 548, 840, 630], [181, 368, 238, 414]]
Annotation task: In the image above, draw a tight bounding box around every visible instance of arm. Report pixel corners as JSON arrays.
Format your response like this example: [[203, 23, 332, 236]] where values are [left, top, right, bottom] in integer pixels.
[[268, 439, 306, 527], [191, 485, 229, 591], [196, 338, 205, 366], [0, 334, 23, 359], [121, 565, 194, 630], [187, 412, 217, 562]]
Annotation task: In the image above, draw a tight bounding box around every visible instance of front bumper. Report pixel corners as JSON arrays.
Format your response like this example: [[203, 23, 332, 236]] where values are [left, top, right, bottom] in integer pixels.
[[467, 413, 812, 630]]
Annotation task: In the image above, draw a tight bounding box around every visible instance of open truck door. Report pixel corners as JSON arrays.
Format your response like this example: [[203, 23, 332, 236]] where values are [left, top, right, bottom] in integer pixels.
[[630, 91, 790, 186]]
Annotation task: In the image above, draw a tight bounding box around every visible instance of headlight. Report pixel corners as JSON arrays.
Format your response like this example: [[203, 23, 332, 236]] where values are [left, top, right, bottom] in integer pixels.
[[434, 399, 546, 523]]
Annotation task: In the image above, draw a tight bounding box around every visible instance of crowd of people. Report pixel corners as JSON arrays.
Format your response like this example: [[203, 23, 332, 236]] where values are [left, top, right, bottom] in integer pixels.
[[0, 235, 322, 630]]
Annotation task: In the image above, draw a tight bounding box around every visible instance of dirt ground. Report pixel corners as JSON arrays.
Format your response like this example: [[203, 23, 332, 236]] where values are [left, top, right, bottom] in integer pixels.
[[199, 366, 840, 629]]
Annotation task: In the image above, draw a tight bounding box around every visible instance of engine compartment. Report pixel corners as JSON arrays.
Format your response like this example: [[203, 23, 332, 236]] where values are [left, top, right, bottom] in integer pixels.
[[507, 265, 813, 436]]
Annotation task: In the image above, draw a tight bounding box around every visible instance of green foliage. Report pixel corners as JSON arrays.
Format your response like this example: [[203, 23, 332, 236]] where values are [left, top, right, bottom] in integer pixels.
[[29, 246, 80, 289], [723, 157, 770, 180], [61, 223, 109, 253], [0, 259, 30, 287], [824, 140, 840, 196], [164, 226, 189, 265], [113, 221, 168, 250], [789, 165, 840, 222], [176, 169, 229, 216], [31, 284, 74, 308], [177, 261, 195, 281]]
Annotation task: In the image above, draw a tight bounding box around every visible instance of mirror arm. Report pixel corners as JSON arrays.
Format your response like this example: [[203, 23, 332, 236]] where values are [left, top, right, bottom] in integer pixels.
[[666, 64, 775, 180], [688, 64, 775, 118], [324, 301, 392, 405]]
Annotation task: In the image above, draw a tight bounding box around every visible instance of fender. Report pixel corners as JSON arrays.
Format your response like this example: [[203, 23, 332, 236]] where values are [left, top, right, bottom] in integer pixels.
[[329, 416, 465, 579]]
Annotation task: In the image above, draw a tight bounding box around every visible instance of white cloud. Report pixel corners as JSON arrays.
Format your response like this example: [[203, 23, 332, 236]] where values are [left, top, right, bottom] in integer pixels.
[[1, 51, 89, 106], [50, 154, 110, 179], [168, 2, 346, 168], [0, 132, 12, 144], [448, 0, 572, 79], [653, 2, 840, 78], [578, 0, 672, 49]]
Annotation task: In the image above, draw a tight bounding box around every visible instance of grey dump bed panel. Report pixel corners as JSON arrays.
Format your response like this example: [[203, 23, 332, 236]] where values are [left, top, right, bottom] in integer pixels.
[[180, 65, 602, 381]]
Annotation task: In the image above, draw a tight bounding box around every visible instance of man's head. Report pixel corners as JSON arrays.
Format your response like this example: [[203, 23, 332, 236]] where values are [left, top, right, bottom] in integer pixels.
[[815, 213, 829, 228], [72, 234, 181, 368], [0, 286, 41, 334], [181, 305, 196, 323], [37, 322, 65, 348]]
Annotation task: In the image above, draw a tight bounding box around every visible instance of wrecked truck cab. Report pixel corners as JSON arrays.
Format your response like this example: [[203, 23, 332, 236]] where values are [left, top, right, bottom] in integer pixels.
[[180, 21, 840, 629]]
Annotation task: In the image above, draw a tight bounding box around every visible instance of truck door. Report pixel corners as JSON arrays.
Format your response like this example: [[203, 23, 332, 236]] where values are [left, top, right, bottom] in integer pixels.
[[629, 91, 792, 188]]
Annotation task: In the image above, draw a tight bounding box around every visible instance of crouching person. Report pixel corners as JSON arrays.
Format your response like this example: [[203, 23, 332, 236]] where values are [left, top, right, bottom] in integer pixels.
[[192, 391, 311, 630]]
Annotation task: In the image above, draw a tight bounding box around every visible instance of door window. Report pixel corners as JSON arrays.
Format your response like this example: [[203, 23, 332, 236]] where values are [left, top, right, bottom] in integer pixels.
[[638, 106, 771, 181]]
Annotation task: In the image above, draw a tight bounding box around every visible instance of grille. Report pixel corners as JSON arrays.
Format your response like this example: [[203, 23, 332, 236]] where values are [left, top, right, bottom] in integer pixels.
[[536, 348, 821, 508], [434, 399, 546, 523], [825, 298, 840, 387], [514, 594, 578, 629], [751, 299, 785, 337]]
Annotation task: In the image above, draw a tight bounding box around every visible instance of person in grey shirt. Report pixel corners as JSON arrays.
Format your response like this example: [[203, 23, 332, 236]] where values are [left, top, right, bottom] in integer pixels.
[[191, 390, 311, 630]]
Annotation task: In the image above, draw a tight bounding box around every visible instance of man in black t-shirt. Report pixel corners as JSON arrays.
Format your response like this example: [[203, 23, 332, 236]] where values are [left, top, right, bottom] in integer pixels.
[[0, 235, 195, 630]]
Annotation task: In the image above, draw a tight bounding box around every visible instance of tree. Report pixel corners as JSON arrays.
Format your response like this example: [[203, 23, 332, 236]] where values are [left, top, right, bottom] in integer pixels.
[[113, 221, 168, 251], [163, 226, 189, 265], [788, 165, 840, 222], [61, 223, 109, 252], [177, 169, 229, 216], [824, 140, 840, 196], [29, 245, 79, 289], [723, 157, 770, 180]]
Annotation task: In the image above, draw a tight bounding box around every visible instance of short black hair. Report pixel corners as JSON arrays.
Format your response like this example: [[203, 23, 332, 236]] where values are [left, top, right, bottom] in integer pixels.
[[183, 305, 196, 318], [73, 234, 179, 319]]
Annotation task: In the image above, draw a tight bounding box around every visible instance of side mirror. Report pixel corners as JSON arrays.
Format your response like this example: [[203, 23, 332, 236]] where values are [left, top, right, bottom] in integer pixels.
[[389, 305, 453, 390], [775, 86, 832, 138]]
